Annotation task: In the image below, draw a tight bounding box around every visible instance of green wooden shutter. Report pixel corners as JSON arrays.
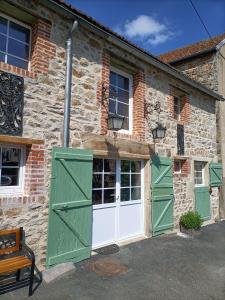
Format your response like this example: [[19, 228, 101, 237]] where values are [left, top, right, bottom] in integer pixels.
[[210, 162, 222, 187], [46, 147, 93, 267], [195, 186, 211, 220], [151, 156, 174, 236]]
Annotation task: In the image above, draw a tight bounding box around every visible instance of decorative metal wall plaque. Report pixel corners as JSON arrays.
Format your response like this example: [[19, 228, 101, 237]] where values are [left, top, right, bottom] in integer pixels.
[[177, 124, 184, 155], [0, 72, 24, 136]]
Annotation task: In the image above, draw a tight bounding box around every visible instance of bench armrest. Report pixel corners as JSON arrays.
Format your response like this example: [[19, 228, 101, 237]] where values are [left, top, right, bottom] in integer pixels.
[[21, 243, 35, 262]]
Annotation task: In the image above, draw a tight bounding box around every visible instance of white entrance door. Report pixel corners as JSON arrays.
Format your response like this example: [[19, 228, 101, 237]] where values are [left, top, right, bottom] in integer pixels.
[[92, 158, 144, 248]]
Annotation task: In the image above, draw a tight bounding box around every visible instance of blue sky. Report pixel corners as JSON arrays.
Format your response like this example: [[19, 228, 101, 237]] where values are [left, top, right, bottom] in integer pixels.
[[68, 0, 225, 55]]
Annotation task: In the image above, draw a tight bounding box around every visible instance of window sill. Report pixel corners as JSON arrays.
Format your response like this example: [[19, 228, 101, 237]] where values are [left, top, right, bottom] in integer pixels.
[[0, 135, 43, 145], [0, 62, 37, 79]]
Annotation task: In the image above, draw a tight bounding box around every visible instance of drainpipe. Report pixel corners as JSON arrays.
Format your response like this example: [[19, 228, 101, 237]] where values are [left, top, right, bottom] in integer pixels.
[[63, 20, 78, 147]]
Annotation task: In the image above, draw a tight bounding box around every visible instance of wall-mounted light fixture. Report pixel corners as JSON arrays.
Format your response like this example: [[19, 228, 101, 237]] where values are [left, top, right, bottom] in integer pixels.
[[145, 101, 166, 140]]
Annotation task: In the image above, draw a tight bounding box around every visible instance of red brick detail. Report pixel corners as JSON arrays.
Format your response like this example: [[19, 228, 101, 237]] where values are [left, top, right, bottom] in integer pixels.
[[24, 144, 45, 195], [174, 159, 190, 177], [0, 62, 37, 79], [180, 95, 191, 125], [30, 18, 56, 74], [98, 51, 111, 135], [167, 94, 174, 118], [0, 143, 45, 207], [133, 71, 145, 140], [167, 92, 191, 125], [0, 18, 56, 77]]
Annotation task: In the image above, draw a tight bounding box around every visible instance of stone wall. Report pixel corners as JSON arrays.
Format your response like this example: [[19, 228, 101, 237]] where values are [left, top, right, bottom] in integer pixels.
[[171, 53, 219, 93], [0, 0, 220, 268]]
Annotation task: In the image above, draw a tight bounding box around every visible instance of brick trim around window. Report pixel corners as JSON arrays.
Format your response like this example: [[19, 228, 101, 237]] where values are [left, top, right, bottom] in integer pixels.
[[174, 159, 190, 177], [167, 92, 191, 125], [98, 51, 111, 135], [133, 71, 145, 140], [98, 51, 145, 140], [0, 18, 56, 78], [0, 143, 45, 207]]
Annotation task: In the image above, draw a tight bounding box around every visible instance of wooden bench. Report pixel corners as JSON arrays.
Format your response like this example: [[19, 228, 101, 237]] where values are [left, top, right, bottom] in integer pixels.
[[0, 227, 35, 296]]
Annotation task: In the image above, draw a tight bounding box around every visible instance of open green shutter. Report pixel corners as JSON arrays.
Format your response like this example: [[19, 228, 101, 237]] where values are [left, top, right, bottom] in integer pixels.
[[151, 156, 174, 236], [210, 162, 222, 187], [46, 147, 93, 267]]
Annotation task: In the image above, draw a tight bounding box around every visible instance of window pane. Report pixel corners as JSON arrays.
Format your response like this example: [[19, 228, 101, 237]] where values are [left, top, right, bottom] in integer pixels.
[[109, 85, 117, 100], [2, 148, 20, 167], [109, 99, 116, 114], [0, 51, 5, 63], [104, 174, 116, 188], [92, 174, 102, 189], [117, 102, 129, 117], [131, 187, 141, 200], [121, 174, 130, 187], [118, 88, 129, 104], [110, 71, 117, 86], [131, 161, 141, 173], [8, 38, 29, 60], [0, 34, 6, 52], [121, 160, 130, 172], [93, 158, 103, 172], [92, 190, 102, 205], [104, 159, 116, 172], [121, 188, 130, 201], [1, 168, 19, 186], [9, 21, 30, 43], [131, 174, 141, 187], [118, 74, 129, 90], [0, 16, 7, 34], [7, 55, 28, 69], [104, 189, 115, 203]]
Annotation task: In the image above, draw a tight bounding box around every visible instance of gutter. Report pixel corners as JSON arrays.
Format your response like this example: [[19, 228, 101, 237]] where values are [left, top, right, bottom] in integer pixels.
[[45, 0, 225, 102]]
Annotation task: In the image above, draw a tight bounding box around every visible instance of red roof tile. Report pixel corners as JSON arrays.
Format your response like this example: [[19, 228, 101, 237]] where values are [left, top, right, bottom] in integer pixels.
[[159, 33, 225, 63]]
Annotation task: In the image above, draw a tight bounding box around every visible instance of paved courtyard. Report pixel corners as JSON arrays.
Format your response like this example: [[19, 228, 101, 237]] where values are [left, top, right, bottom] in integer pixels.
[[2, 221, 225, 300]]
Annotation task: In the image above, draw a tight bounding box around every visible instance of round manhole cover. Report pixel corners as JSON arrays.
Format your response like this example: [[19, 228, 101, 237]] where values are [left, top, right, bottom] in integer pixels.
[[89, 257, 128, 277]]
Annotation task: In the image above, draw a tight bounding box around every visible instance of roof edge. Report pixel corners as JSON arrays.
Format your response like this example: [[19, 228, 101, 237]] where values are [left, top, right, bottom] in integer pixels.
[[46, 0, 225, 102], [216, 38, 225, 50], [165, 48, 216, 65]]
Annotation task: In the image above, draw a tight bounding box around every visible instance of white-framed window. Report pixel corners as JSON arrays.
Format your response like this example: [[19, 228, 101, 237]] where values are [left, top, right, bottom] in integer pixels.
[[92, 158, 116, 205], [194, 161, 205, 186], [92, 158, 142, 205], [109, 67, 133, 133], [0, 13, 31, 70], [174, 160, 182, 174], [174, 96, 181, 121], [0, 145, 25, 195]]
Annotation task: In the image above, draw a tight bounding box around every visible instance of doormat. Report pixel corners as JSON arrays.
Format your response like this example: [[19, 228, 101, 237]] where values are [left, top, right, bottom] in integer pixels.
[[93, 244, 120, 255]]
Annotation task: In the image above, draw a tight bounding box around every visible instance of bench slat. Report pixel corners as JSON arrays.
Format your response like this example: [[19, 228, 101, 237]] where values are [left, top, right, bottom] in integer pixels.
[[0, 256, 32, 274]]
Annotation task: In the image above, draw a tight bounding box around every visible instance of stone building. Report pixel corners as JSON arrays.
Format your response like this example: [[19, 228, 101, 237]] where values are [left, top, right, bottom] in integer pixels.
[[0, 0, 223, 269], [160, 33, 225, 217]]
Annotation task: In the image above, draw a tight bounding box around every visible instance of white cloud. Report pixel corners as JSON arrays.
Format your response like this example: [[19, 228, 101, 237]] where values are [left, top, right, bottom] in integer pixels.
[[115, 15, 174, 46]]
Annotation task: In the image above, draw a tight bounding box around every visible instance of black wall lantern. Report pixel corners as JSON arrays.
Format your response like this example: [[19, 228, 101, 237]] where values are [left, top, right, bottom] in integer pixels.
[[108, 114, 124, 131], [151, 122, 167, 140], [145, 101, 166, 140]]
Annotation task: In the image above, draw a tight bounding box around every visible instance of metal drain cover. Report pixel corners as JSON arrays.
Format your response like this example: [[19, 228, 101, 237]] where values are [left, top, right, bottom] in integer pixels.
[[89, 257, 128, 277], [94, 244, 120, 255]]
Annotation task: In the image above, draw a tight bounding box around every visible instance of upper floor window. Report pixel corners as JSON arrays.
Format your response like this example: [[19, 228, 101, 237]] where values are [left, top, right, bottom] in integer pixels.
[[174, 96, 181, 121], [109, 67, 132, 132], [0, 145, 25, 194], [0, 14, 31, 70]]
